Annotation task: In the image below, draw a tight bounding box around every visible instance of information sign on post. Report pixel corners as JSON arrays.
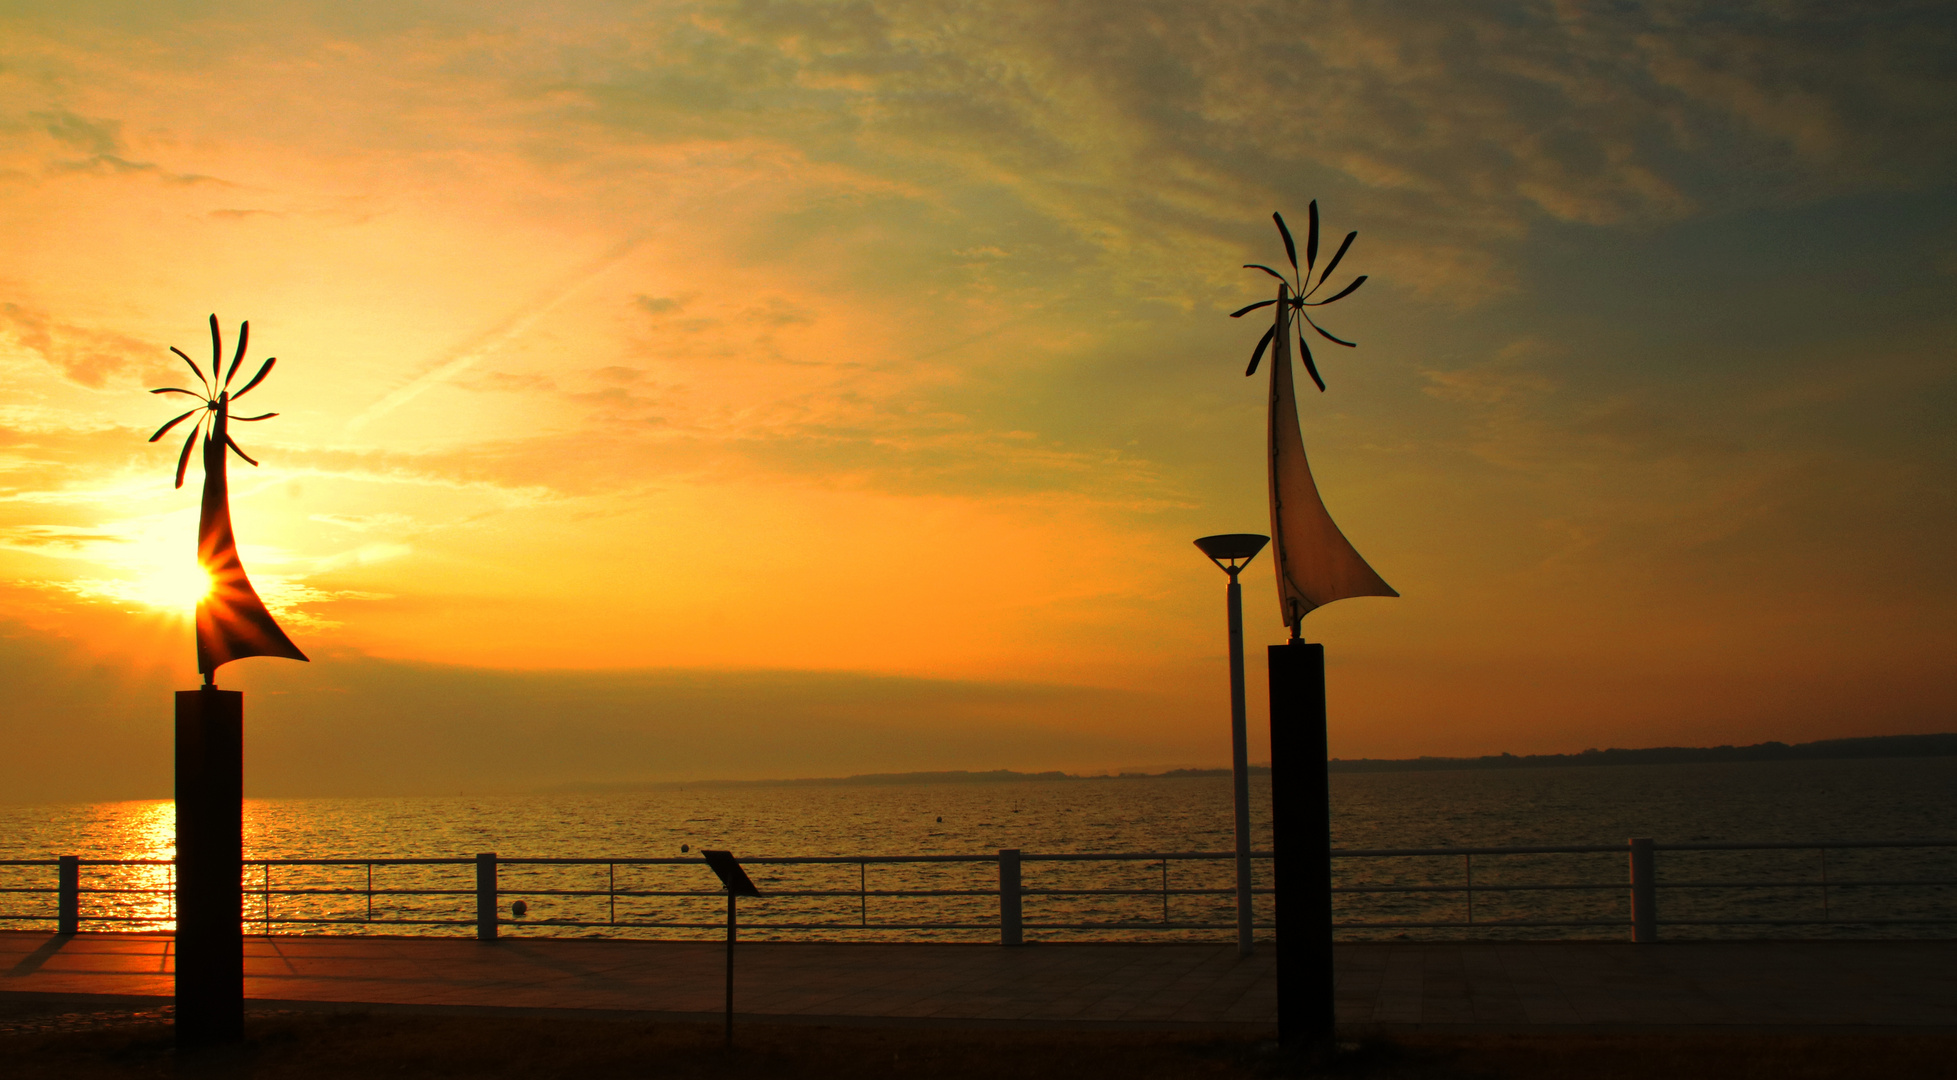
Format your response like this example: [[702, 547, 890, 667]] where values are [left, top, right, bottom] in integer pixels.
[[700, 850, 760, 1048]]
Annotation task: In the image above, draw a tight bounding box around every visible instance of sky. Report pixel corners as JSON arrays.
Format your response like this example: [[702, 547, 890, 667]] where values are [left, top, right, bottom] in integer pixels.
[[2, 0, 1954, 802]]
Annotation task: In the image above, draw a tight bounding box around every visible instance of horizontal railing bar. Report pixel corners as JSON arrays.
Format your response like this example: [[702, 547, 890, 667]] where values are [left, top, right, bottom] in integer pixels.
[[502, 888, 1246, 899], [1657, 880, 1957, 890], [1654, 840, 1957, 852], [212, 852, 1278, 867], [1655, 918, 1957, 926], [1029, 924, 1272, 931], [1333, 883, 1619, 894], [225, 917, 476, 927], [235, 858, 476, 867], [1334, 846, 1626, 857], [1334, 919, 1631, 928], [16, 917, 1954, 934], [1023, 888, 1239, 897], [73, 889, 175, 896], [491, 921, 1012, 930], [499, 889, 997, 899], [215, 887, 1290, 901], [478, 886, 1263, 900], [502, 855, 1001, 866], [20, 840, 1957, 871], [214, 888, 476, 898], [64, 880, 1953, 897], [1019, 852, 1260, 862], [191, 915, 1957, 931]]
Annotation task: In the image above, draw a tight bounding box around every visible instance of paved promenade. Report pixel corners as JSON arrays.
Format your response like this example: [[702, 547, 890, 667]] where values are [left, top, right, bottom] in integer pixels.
[[4, 931, 1955, 1030]]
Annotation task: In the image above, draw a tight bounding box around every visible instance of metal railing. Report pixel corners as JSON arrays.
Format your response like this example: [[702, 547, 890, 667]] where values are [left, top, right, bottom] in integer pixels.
[[5, 839, 1955, 942]]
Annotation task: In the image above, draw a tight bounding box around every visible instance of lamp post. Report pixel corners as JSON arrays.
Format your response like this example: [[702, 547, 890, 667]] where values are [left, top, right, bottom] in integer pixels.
[[1194, 533, 1269, 958]]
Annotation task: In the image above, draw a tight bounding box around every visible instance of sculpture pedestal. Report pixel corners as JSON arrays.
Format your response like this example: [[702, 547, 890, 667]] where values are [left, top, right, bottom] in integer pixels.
[[175, 687, 243, 1046], [1268, 642, 1333, 1048]]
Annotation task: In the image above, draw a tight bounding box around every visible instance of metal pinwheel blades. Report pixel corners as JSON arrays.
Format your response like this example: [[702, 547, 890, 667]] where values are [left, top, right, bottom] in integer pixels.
[[148, 314, 281, 487], [1230, 202, 1368, 391]]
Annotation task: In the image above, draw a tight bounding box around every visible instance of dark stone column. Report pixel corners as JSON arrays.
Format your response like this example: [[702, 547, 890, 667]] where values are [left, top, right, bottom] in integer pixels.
[[1268, 642, 1332, 1047], [175, 687, 243, 1046]]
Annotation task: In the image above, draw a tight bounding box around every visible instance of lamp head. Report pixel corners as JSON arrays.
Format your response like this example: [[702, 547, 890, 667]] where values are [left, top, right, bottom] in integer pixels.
[[1194, 533, 1269, 578]]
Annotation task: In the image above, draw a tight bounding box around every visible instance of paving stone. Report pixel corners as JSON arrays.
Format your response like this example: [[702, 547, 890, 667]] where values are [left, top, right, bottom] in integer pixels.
[[8, 932, 1957, 1029]]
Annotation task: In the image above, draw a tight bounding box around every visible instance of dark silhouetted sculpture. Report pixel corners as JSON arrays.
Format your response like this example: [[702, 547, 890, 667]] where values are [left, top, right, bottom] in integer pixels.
[[147, 316, 308, 1047], [1232, 206, 1397, 640], [1230, 208, 1398, 1052], [150, 314, 308, 682]]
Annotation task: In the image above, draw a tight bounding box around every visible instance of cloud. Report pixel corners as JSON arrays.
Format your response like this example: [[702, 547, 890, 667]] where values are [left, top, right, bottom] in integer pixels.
[[523, 0, 1957, 302], [5, 1, 1950, 312], [0, 613, 1208, 802], [633, 294, 684, 315], [30, 108, 225, 185], [0, 303, 161, 389], [345, 233, 652, 431]]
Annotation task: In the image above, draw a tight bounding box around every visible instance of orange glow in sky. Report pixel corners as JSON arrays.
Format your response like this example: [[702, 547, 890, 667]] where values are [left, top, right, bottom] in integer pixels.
[[2, 1, 1954, 801]]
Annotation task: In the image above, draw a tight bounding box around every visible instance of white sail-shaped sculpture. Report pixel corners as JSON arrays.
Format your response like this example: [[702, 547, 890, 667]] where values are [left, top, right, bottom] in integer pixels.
[[1266, 284, 1396, 637]]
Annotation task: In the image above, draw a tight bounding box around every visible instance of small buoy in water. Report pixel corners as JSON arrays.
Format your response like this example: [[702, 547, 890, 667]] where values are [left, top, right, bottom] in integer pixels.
[[511, 900, 528, 918], [681, 844, 690, 853]]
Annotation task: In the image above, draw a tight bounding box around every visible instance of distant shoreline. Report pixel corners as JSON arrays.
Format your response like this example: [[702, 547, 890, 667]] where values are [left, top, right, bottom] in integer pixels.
[[551, 733, 1957, 791], [1325, 732, 1957, 773]]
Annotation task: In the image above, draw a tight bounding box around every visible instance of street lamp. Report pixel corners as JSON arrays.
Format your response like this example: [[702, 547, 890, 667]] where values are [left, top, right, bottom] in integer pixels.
[[1194, 532, 1269, 958]]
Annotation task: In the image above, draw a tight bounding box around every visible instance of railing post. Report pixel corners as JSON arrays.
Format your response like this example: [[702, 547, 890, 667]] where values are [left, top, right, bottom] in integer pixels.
[[476, 852, 498, 941], [58, 856, 79, 934], [998, 849, 1022, 946], [1629, 837, 1656, 942]]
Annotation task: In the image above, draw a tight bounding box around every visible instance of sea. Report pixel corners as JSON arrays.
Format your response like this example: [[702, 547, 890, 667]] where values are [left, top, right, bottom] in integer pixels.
[[3, 757, 1953, 942]]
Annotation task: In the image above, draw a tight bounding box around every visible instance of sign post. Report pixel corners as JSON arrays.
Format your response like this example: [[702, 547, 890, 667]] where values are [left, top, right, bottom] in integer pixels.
[[700, 850, 760, 1049]]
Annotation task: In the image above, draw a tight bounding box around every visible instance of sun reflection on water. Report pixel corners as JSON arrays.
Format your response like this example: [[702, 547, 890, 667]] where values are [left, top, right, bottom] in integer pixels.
[[81, 800, 177, 931]]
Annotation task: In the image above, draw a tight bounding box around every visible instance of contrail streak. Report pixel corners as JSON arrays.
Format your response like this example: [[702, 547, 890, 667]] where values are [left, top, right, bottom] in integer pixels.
[[346, 232, 650, 433]]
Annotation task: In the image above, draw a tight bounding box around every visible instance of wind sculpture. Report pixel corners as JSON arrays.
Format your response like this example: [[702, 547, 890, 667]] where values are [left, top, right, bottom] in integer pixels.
[[149, 315, 308, 682], [145, 315, 306, 1048], [1228, 205, 1396, 1052], [1231, 204, 1396, 639]]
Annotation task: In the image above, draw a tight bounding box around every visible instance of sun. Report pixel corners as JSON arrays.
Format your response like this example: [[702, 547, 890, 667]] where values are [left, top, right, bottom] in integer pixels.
[[79, 517, 217, 618], [127, 558, 216, 616]]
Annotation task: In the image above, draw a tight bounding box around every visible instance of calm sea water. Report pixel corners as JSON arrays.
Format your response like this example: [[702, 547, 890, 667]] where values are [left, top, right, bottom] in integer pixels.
[[3, 758, 1953, 941]]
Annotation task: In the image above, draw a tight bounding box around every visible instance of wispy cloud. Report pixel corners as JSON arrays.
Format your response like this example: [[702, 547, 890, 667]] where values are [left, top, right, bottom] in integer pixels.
[[0, 0, 1951, 788]]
